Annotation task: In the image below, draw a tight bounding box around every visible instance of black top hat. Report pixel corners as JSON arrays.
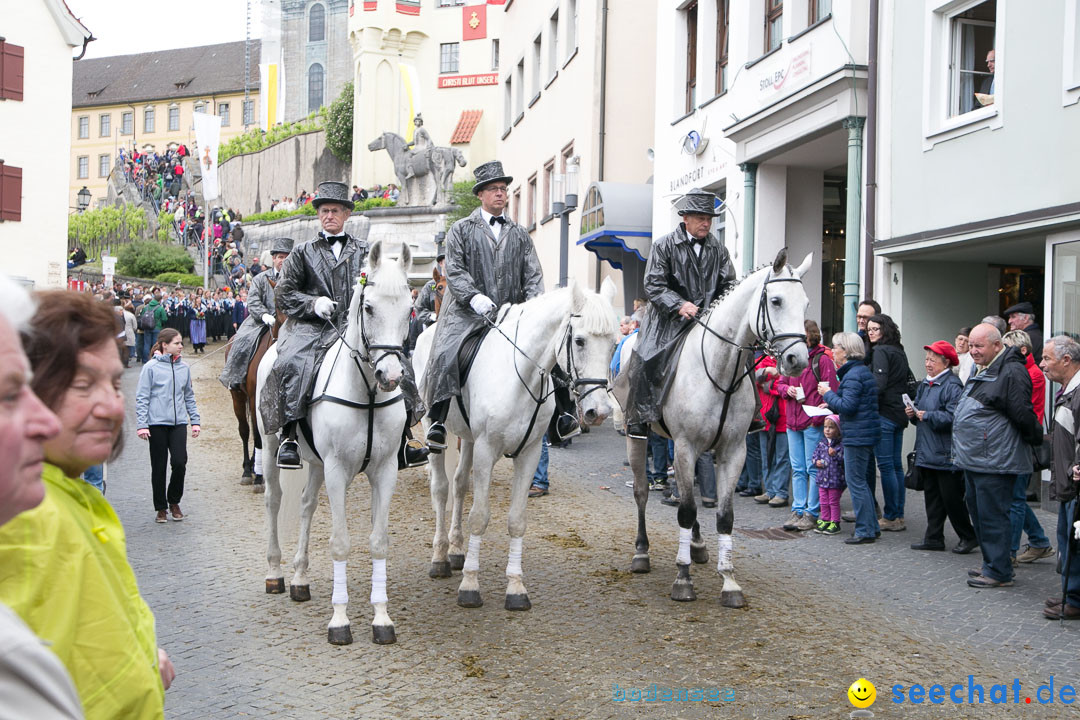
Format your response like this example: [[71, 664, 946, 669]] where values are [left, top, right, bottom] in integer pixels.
[[1002, 301, 1035, 317], [675, 188, 723, 217], [472, 160, 514, 195], [269, 237, 295, 256], [312, 181, 355, 210]]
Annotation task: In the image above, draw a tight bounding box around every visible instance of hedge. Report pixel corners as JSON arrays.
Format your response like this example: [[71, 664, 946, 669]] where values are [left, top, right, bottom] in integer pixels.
[[117, 241, 194, 278]]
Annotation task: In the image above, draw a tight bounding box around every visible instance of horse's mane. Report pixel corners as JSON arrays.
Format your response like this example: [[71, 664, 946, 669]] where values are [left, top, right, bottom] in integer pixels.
[[576, 290, 620, 339], [347, 256, 409, 318], [703, 260, 789, 316]]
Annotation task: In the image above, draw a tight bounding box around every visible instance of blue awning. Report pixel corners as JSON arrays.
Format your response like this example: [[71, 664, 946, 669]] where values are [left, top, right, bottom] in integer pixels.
[[576, 181, 653, 269]]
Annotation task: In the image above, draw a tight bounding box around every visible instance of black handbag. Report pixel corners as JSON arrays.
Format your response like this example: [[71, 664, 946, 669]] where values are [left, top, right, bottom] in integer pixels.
[[1032, 414, 1053, 472], [904, 451, 923, 491]]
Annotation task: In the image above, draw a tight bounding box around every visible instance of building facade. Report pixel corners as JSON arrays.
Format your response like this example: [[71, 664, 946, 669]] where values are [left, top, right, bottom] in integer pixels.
[[498, 0, 657, 312], [347, 0, 504, 190], [281, 0, 352, 121], [875, 0, 1080, 371], [69, 41, 261, 212], [1, 0, 92, 288], [653, 0, 870, 338]]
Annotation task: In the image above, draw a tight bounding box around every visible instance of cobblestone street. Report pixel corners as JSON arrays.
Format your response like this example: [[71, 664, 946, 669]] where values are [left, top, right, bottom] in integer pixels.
[[103, 342, 1080, 719]]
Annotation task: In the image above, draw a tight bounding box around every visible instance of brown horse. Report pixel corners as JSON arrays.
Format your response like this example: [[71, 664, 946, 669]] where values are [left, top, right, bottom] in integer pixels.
[[227, 288, 286, 492], [432, 264, 447, 316]]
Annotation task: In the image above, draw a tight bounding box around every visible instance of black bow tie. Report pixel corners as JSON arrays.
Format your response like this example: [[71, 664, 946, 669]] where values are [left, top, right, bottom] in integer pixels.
[[324, 234, 346, 245], [489, 215, 507, 227]]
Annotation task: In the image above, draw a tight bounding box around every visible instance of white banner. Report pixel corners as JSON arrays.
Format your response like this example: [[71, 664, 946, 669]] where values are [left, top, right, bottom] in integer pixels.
[[192, 112, 222, 204]]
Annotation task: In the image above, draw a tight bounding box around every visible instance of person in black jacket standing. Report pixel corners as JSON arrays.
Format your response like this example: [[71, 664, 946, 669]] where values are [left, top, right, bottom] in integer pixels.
[[906, 341, 978, 553], [866, 314, 912, 532]]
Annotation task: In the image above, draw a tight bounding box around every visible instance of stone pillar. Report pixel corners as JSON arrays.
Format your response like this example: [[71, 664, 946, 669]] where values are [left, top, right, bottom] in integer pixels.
[[739, 162, 758, 276], [842, 116, 865, 333]]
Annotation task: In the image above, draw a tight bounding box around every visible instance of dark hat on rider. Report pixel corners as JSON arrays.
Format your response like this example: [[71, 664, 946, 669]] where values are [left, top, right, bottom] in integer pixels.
[[675, 188, 723, 217], [312, 181, 355, 210], [472, 160, 513, 195], [923, 340, 959, 367], [1002, 301, 1035, 318], [269, 237, 295, 256]]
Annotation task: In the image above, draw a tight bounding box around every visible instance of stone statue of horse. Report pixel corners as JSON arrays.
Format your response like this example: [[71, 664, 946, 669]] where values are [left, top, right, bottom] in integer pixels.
[[368, 132, 432, 207], [430, 147, 467, 205]]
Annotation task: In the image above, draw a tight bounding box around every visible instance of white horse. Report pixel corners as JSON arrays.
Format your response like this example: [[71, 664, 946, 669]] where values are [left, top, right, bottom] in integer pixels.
[[257, 240, 414, 645], [624, 249, 811, 607], [413, 278, 620, 610]]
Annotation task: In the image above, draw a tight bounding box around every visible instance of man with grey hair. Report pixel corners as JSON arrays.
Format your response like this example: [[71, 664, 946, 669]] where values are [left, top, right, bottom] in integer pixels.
[[0, 275, 80, 718], [981, 315, 1007, 335], [952, 323, 1043, 588], [1040, 335, 1080, 619]]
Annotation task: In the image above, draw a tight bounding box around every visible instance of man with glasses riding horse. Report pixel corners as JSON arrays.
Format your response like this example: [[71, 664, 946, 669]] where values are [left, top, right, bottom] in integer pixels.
[[624, 188, 764, 440], [423, 160, 581, 451], [261, 180, 428, 470]]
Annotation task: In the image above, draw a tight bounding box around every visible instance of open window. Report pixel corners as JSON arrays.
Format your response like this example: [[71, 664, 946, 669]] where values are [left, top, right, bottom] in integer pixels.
[[948, 0, 996, 117]]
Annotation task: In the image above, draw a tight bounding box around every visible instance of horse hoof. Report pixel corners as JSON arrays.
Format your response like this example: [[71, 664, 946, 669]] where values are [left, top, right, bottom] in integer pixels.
[[690, 544, 709, 565], [448, 554, 465, 571], [671, 581, 697, 602], [721, 590, 746, 608], [372, 624, 397, 645], [457, 590, 483, 608], [429, 561, 452, 578], [265, 578, 285, 594], [505, 593, 531, 611], [630, 555, 651, 574], [290, 584, 311, 602], [240, 476, 254, 486], [252, 481, 265, 494], [328, 625, 353, 645]]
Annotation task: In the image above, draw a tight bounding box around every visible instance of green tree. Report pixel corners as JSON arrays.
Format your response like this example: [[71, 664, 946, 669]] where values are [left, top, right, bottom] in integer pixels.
[[444, 180, 480, 228], [325, 81, 354, 163], [117, 241, 194, 278]]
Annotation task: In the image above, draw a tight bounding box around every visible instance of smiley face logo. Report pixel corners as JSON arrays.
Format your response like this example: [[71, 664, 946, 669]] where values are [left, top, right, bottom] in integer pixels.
[[848, 678, 876, 708]]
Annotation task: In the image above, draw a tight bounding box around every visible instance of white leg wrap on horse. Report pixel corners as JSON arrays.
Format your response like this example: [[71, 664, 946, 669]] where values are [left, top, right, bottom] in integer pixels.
[[463, 534, 482, 572], [717, 534, 734, 572], [332, 560, 348, 605], [370, 558, 388, 605], [676, 527, 693, 566], [253, 447, 262, 476], [506, 537, 523, 577]]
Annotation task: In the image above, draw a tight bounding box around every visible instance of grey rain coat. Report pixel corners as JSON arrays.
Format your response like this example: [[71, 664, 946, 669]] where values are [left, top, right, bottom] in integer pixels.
[[624, 223, 737, 424], [423, 207, 544, 406], [414, 280, 438, 327], [219, 268, 277, 390]]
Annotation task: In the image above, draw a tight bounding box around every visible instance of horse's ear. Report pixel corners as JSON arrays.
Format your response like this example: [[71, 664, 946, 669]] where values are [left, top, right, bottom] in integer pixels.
[[432, 266, 441, 282], [399, 242, 413, 273], [772, 248, 788, 274], [600, 276, 617, 305], [369, 239, 383, 270], [794, 252, 813, 279], [570, 279, 587, 314]]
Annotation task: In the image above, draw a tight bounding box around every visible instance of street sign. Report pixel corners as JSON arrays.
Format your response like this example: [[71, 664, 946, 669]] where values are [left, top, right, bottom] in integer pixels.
[[102, 255, 116, 284]]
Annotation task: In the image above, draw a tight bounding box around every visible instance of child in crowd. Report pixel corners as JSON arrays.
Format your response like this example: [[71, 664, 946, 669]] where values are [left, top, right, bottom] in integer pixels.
[[811, 415, 845, 535]]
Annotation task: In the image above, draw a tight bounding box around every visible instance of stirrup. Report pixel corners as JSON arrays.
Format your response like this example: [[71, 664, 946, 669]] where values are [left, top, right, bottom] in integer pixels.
[[553, 412, 581, 442], [276, 439, 303, 470], [399, 439, 430, 469], [626, 423, 649, 440], [426, 422, 447, 452], [748, 417, 766, 434]]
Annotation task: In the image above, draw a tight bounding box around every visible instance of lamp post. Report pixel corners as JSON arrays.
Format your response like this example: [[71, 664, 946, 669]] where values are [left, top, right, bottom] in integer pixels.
[[552, 156, 580, 288], [77, 186, 91, 213]]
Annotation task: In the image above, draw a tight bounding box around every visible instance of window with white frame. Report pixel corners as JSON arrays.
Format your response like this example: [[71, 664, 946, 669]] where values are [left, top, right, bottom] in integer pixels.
[[98, 154, 110, 178], [532, 35, 542, 97], [685, 1, 698, 113], [515, 59, 525, 118], [548, 10, 559, 78], [78, 116, 89, 139], [948, 0, 996, 117], [567, 0, 578, 57], [492, 39, 500, 70], [168, 105, 180, 131], [1064, 0, 1080, 105], [440, 42, 460, 74], [438, 0, 465, 6], [77, 156, 88, 179], [144, 107, 155, 133], [766, 0, 783, 53], [503, 76, 512, 131], [243, 99, 255, 125], [218, 102, 230, 126], [527, 174, 537, 229], [716, 0, 729, 95], [99, 113, 110, 137], [543, 159, 554, 217], [512, 188, 521, 224], [809, 0, 831, 24], [121, 111, 133, 135]]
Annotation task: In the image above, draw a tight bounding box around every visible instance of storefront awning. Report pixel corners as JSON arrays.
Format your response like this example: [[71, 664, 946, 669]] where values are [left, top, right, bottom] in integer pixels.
[[576, 182, 652, 269]]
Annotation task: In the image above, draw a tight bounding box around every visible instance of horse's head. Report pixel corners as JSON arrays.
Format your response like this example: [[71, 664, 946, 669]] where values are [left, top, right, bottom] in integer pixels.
[[755, 248, 812, 377], [567, 277, 620, 426], [351, 239, 414, 391], [431, 265, 447, 317], [454, 149, 468, 167], [367, 134, 387, 152]]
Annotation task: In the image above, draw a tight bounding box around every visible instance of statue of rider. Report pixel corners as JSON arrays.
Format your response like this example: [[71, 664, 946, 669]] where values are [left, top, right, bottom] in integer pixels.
[[219, 236, 293, 391], [423, 160, 581, 451], [403, 114, 432, 180], [261, 180, 429, 469], [624, 188, 763, 439]]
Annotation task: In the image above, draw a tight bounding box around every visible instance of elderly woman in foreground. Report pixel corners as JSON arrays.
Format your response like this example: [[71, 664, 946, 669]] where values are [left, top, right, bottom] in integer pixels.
[[0, 290, 174, 719], [820, 332, 881, 545]]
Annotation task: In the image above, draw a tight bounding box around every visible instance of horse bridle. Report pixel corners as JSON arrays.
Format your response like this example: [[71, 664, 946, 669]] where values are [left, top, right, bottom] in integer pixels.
[[352, 277, 407, 369], [561, 317, 609, 402]]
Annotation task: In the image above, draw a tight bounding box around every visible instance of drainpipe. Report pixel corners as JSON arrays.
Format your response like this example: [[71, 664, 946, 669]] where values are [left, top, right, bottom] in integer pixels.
[[598, 0, 609, 182], [863, 0, 879, 302], [842, 116, 865, 332], [739, 162, 757, 275]]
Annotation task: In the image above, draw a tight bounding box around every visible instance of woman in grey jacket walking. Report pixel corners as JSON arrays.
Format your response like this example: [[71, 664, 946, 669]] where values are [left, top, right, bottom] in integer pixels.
[[135, 328, 201, 523]]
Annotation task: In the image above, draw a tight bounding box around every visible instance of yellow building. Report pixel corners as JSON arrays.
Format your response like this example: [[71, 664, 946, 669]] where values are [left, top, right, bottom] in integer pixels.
[[70, 40, 261, 210]]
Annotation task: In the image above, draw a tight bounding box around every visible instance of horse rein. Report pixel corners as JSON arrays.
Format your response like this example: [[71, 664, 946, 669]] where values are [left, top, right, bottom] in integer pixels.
[[561, 321, 609, 402]]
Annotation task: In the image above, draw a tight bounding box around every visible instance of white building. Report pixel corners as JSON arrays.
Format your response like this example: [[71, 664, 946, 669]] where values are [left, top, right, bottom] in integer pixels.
[[0, 0, 92, 288], [874, 0, 1080, 363], [653, 0, 870, 338], [497, 0, 657, 311], [347, 0, 504, 189]]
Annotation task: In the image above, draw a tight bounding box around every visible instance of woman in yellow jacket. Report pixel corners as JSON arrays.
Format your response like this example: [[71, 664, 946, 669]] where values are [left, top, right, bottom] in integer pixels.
[[0, 291, 173, 719]]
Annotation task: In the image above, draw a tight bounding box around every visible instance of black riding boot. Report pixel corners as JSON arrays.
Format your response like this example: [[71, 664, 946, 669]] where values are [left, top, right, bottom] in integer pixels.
[[425, 398, 450, 451], [747, 355, 766, 433], [399, 423, 429, 469], [277, 421, 303, 469], [548, 382, 581, 444]]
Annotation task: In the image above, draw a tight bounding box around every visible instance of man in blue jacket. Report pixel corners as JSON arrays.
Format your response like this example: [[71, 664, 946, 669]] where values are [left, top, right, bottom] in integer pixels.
[[952, 323, 1043, 588]]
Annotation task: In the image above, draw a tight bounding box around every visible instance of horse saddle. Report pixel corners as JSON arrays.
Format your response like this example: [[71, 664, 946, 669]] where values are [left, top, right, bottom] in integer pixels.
[[452, 325, 491, 427]]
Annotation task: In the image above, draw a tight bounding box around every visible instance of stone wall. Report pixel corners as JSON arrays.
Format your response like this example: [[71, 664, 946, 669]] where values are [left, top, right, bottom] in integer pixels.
[[217, 130, 349, 215]]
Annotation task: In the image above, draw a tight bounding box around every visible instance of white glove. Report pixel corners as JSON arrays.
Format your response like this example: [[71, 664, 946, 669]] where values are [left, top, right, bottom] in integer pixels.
[[313, 296, 337, 320], [430, 313, 437, 323], [470, 294, 495, 315], [1073, 520, 1080, 542], [261, 313, 276, 327]]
